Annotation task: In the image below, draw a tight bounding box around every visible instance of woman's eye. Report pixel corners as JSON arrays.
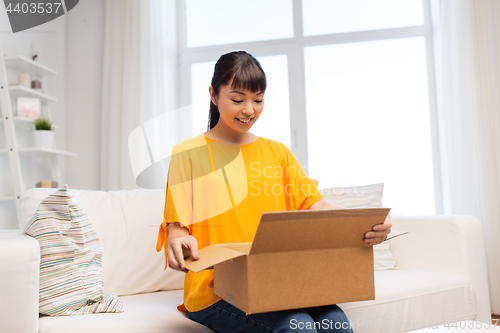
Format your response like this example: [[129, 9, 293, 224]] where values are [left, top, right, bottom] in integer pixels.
[[232, 100, 243, 104], [255, 100, 263, 103]]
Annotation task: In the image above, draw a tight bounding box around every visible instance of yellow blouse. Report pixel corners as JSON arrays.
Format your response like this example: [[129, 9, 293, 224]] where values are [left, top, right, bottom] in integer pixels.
[[156, 134, 324, 312]]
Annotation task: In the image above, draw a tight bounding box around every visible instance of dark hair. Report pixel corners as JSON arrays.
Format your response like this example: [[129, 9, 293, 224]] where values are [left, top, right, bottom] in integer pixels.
[[207, 51, 267, 130]]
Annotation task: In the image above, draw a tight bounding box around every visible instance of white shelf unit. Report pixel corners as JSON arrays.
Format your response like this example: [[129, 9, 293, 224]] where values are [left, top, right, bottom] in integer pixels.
[[0, 44, 76, 228], [0, 116, 60, 131], [4, 54, 57, 76], [0, 147, 77, 157], [9, 85, 58, 102]]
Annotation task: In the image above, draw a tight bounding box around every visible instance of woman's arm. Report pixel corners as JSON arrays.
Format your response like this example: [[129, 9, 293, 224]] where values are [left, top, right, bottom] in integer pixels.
[[308, 198, 392, 246], [166, 222, 199, 273]]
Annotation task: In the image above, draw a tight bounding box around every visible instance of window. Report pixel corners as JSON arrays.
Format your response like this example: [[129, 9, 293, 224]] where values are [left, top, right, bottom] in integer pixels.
[[179, 0, 439, 215], [302, 0, 424, 36], [185, 0, 294, 47]]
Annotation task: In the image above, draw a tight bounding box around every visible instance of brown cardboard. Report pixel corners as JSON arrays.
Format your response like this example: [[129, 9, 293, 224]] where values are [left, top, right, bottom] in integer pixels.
[[185, 208, 398, 314]]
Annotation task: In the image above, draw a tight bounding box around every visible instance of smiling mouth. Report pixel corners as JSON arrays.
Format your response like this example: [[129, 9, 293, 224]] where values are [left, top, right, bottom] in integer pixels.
[[235, 117, 253, 124]]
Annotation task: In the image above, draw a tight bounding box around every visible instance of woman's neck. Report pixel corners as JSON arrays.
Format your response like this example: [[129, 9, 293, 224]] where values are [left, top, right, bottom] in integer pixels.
[[204, 124, 257, 145]]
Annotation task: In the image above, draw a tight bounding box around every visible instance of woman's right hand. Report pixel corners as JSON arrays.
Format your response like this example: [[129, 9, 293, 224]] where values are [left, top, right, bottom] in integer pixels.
[[167, 233, 200, 273]]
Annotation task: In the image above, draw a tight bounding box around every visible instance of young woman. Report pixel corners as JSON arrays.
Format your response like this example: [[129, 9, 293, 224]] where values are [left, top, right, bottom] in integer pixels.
[[156, 51, 392, 333]]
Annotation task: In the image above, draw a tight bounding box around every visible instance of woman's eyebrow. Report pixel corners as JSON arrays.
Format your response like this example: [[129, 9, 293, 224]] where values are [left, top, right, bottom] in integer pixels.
[[229, 91, 265, 95]]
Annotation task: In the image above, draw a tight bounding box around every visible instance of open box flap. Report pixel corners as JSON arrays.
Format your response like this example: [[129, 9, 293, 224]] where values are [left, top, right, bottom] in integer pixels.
[[385, 229, 408, 241], [185, 244, 248, 273], [250, 208, 391, 255], [217, 243, 252, 254]]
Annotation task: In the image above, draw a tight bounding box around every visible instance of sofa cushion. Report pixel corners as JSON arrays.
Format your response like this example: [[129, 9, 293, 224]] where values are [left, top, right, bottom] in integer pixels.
[[318, 183, 396, 270], [339, 270, 477, 333], [21, 188, 185, 297], [24, 186, 123, 316], [38, 290, 214, 333]]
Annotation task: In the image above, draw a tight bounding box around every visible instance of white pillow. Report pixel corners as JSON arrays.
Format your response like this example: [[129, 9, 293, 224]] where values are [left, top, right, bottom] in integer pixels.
[[24, 185, 124, 316], [318, 183, 396, 270]]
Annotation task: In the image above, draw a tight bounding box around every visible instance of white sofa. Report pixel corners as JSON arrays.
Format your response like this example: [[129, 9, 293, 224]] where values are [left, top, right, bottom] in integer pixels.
[[0, 188, 491, 333]]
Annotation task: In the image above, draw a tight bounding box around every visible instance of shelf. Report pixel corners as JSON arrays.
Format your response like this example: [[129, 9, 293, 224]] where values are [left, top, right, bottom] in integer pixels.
[[0, 117, 59, 131], [4, 54, 57, 76], [1, 44, 66, 229], [9, 85, 57, 103], [0, 147, 76, 157], [19, 147, 76, 157], [0, 116, 35, 130]]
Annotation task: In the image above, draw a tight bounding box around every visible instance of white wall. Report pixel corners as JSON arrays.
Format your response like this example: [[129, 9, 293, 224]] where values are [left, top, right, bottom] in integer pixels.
[[0, 7, 67, 229], [65, 0, 105, 191], [0, 0, 105, 229]]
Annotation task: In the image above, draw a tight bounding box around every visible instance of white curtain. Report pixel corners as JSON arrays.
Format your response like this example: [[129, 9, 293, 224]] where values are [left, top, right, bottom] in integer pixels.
[[433, 0, 500, 314], [100, 0, 177, 191]]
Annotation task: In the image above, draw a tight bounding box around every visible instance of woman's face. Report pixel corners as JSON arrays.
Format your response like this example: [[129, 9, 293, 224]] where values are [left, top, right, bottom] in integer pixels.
[[210, 82, 265, 134]]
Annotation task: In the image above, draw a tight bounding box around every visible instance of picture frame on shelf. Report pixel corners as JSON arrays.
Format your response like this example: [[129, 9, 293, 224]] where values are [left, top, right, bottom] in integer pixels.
[[17, 97, 40, 119]]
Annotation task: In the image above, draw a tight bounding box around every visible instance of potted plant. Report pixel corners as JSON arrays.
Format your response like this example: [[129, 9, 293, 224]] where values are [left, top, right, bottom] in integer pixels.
[[33, 118, 54, 148]]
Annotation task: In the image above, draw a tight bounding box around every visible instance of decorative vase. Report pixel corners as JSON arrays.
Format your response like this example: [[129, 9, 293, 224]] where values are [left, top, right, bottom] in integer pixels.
[[33, 130, 54, 149]]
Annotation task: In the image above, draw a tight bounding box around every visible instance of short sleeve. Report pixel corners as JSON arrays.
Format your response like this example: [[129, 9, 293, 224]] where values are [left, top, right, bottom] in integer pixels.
[[164, 177, 181, 225], [155, 145, 194, 269], [282, 144, 324, 211]]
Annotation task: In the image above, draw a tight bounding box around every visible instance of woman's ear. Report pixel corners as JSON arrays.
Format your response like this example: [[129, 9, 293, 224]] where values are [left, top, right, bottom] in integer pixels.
[[209, 86, 217, 106]]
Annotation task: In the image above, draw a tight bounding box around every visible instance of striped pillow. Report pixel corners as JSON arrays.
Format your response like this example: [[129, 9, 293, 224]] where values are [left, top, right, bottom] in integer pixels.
[[318, 183, 396, 270], [24, 185, 124, 316]]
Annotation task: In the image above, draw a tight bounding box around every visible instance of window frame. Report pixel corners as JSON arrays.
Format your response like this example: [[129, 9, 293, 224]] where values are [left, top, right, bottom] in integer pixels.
[[177, 0, 443, 214]]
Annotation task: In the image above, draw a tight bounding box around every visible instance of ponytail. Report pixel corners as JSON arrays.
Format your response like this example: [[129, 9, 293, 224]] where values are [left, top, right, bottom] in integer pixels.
[[208, 101, 220, 130]]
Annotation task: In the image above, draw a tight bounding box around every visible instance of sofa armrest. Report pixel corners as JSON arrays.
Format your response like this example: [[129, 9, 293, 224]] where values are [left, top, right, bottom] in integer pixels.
[[390, 215, 491, 324], [0, 230, 40, 333]]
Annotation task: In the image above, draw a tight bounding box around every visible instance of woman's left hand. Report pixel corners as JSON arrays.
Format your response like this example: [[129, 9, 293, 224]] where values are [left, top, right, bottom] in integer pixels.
[[364, 215, 392, 246]]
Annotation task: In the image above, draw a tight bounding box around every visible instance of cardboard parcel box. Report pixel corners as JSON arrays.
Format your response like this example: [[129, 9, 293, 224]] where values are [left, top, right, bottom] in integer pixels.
[[185, 208, 401, 314]]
